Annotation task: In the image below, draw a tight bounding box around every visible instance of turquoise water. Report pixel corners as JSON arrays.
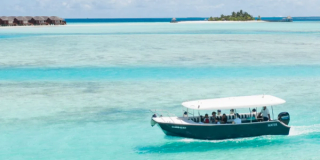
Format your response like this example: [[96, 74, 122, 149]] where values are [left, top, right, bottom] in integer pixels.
[[1, 22, 320, 159]]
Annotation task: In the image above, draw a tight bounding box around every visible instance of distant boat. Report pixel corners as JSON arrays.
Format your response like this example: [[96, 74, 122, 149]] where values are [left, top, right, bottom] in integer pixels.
[[170, 18, 177, 23], [265, 16, 293, 22]]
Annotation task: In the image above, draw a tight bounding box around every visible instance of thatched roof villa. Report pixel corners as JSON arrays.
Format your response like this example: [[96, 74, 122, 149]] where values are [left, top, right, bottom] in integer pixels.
[[0, 16, 66, 26], [50, 16, 65, 25], [15, 16, 30, 25], [32, 16, 46, 25]]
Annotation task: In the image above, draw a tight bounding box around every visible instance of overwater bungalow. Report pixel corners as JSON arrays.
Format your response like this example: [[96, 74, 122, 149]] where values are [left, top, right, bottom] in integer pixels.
[[14, 16, 31, 26], [25, 16, 34, 25], [0, 16, 8, 26], [42, 16, 50, 24], [0, 16, 66, 26], [49, 16, 64, 25], [7, 16, 17, 26], [31, 16, 47, 25]]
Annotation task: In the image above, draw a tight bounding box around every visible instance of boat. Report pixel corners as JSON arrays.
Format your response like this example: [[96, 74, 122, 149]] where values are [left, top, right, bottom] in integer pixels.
[[150, 95, 290, 140]]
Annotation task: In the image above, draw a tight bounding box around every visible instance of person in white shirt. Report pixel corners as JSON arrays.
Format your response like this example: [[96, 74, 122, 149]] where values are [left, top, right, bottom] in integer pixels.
[[260, 106, 271, 121]]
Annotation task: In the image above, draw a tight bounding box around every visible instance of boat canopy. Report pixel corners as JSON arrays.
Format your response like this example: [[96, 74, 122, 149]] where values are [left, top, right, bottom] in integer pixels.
[[182, 95, 285, 110]]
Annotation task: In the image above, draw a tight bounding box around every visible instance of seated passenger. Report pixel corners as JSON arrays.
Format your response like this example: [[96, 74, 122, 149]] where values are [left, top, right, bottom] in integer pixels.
[[217, 109, 222, 116], [221, 114, 227, 124], [247, 109, 257, 121], [233, 113, 242, 124], [251, 109, 257, 115], [204, 114, 210, 123], [200, 115, 204, 122], [210, 112, 218, 124], [230, 109, 235, 115], [183, 111, 188, 117]]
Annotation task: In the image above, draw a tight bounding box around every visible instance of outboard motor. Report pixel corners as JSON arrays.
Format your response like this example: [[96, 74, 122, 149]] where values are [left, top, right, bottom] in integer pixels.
[[151, 114, 157, 127], [278, 112, 290, 125]]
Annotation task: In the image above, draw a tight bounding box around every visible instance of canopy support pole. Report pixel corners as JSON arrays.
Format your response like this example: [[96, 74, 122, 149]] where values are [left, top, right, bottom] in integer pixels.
[[249, 108, 252, 123], [193, 109, 194, 119], [271, 106, 274, 120]]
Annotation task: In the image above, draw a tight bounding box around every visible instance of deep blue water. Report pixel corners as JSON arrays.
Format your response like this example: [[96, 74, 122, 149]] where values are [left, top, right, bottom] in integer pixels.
[[65, 17, 320, 23], [65, 17, 207, 23]]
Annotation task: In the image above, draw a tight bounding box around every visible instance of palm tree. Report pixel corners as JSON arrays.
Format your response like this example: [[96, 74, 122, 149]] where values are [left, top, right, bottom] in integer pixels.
[[244, 12, 249, 17], [232, 12, 236, 17]]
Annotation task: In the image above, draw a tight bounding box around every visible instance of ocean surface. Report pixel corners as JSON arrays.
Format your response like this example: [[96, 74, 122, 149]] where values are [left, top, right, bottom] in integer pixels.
[[1, 20, 320, 159], [65, 17, 320, 23]]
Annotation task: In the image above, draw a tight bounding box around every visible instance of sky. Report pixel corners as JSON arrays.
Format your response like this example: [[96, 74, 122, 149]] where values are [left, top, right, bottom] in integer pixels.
[[1, 0, 320, 18]]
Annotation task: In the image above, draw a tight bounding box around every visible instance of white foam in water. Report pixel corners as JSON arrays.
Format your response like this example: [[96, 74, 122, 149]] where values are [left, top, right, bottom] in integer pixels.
[[289, 124, 320, 136], [178, 136, 263, 143]]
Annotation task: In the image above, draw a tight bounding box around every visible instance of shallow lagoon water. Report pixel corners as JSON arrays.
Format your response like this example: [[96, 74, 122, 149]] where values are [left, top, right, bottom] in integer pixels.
[[0, 22, 320, 159]]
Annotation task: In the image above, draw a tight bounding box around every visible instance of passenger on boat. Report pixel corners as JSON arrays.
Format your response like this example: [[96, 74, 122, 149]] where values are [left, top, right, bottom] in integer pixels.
[[247, 108, 257, 121], [210, 112, 218, 124], [230, 109, 235, 114], [260, 106, 271, 121], [233, 113, 242, 124], [252, 108, 257, 114], [183, 111, 188, 117], [221, 114, 227, 124], [217, 110, 221, 116], [204, 114, 210, 123]]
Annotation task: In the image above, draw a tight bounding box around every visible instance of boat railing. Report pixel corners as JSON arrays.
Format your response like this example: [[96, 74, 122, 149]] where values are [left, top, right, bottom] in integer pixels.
[[150, 109, 182, 124]]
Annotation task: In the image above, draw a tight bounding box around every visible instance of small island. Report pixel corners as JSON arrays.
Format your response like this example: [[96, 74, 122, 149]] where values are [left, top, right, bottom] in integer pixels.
[[208, 10, 255, 21]]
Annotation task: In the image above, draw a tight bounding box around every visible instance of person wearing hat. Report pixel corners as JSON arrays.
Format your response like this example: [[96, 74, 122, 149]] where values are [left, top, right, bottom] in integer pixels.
[[217, 110, 221, 116], [260, 106, 271, 121]]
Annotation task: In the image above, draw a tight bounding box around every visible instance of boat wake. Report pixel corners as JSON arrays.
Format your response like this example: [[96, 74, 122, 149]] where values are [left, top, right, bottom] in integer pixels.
[[289, 124, 320, 136], [178, 136, 263, 143], [176, 124, 320, 143]]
